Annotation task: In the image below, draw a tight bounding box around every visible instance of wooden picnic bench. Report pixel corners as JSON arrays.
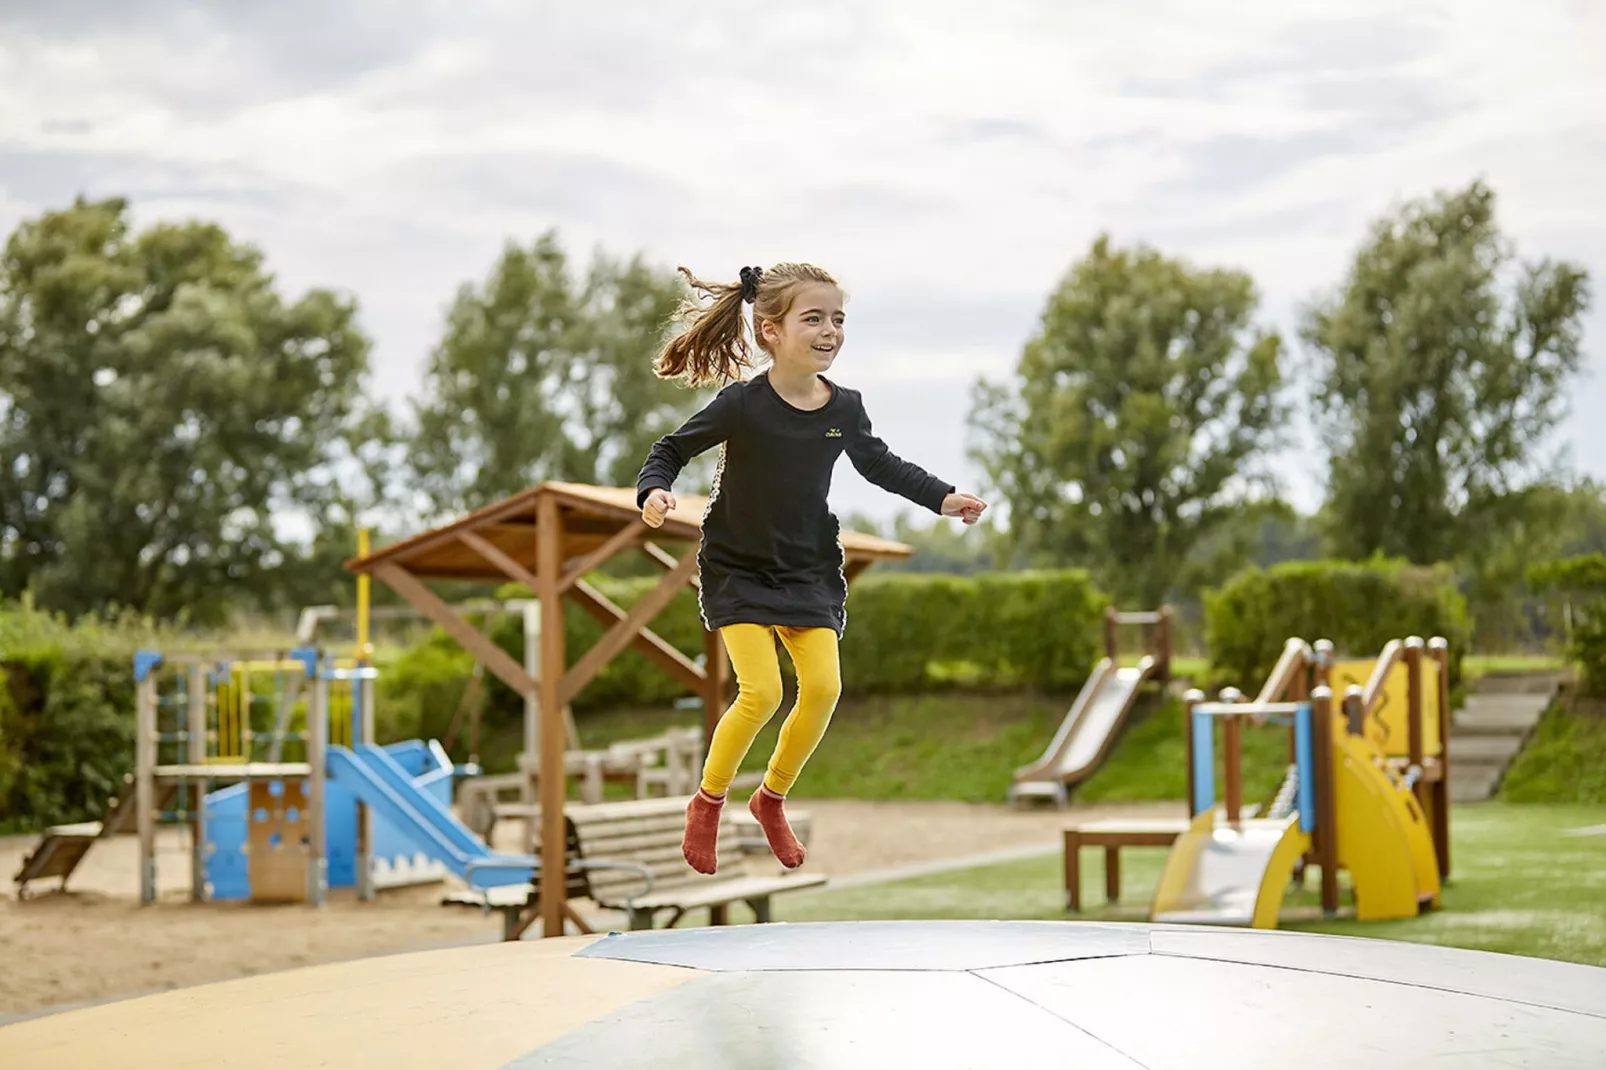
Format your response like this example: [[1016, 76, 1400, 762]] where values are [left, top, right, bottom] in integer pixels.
[[1062, 818, 1188, 912], [444, 795, 827, 940]]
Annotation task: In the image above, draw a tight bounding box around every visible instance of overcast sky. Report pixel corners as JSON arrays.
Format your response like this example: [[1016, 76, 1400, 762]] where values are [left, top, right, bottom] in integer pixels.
[[2, 0, 1602, 528]]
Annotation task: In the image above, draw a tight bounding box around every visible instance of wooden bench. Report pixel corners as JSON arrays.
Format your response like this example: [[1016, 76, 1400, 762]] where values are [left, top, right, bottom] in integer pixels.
[[445, 796, 827, 939], [1062, 818, 1188, 912]]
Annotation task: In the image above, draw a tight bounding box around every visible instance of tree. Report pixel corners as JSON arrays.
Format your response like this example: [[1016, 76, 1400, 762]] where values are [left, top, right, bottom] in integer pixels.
[[1303, 180, 1591, 563], [0, 197, 374, 623], [967, 235, 1287, 605], [408, 232, 704, 517]]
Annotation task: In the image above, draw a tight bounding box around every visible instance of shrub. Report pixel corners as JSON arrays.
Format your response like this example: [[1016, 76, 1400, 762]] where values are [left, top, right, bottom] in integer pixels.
[[1203, 558, 1471, 692], [0, 600, 159, 832], [1529, 554, 1606, 698], [374, 569, 1111, 745]]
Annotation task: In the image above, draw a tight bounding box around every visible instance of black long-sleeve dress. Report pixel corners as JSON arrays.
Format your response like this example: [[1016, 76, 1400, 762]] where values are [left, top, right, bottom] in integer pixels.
[[635, 370, 953, 637]]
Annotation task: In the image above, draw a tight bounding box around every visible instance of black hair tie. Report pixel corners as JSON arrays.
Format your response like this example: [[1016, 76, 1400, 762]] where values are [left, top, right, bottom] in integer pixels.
[[739, 265, 763, 304]]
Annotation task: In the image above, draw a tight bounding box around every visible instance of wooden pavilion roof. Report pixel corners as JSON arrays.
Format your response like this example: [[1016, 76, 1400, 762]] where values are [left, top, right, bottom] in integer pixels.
[[344, 481, 913, 582]]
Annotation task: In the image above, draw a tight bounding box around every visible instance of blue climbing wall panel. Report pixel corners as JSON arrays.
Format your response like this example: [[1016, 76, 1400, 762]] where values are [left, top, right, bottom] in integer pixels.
[[202, 739, 458, 901]]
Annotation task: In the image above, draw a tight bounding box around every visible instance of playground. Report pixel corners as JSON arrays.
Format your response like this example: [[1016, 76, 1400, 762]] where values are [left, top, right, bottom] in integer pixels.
[[0, 795, 1179, 1018]]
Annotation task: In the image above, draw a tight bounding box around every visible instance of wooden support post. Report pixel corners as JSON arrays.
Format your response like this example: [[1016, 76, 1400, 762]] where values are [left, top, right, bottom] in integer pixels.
[[559, 522, 646, 592], [136, 671, 157, 905], [1429, 636, 1452, 880], [522, 600, 539, 806], [187, 667, 208, 901], [1311, 685, 1339, 916], [357, 668, 376, 901], [1224, 714, 1242, 826], [1156, 605, 1173, 684], [373, 563, 541, 699], [308, 665, 328, 907], [1104, 606, 1119, 662], [1405, 636, 1426, 812], [1183, 689, 1204, 819], [1288, 649, 1309, 764], [537, 494, 567, 939], [702, 626, 729, 763], [557, 549, 699, 708], [567, 580, 705, 693]]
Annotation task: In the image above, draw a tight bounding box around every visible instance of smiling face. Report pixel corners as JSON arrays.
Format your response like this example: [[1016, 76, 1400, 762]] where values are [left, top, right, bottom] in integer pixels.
[[759, 281, 845, 374]]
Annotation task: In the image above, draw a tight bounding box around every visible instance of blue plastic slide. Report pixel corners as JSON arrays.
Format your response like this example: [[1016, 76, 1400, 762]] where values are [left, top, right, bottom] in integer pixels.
[[326, 744, 535, 889]]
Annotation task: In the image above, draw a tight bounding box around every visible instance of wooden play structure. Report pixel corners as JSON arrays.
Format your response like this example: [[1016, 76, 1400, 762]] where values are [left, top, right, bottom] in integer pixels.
[[1064, 634, 1454, 928], [344, 480, 913, 938]]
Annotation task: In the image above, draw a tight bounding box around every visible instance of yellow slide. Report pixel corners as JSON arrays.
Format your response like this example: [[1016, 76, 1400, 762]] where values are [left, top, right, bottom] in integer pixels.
[[1151, 711, 1439, 929], [1150, 805, 1312, 929], [1333, 725, 1441, 919]]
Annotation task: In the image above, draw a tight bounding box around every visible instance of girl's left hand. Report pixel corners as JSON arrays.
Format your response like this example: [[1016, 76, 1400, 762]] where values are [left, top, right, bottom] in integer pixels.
[[941, 492, 988, 525]]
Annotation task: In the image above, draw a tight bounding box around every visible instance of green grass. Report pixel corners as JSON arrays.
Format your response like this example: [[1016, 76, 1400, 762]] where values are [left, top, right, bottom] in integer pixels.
[[774, 802, 1606, 967], [1499, 689, 1606, 803], [572, 690, 1074, 802]]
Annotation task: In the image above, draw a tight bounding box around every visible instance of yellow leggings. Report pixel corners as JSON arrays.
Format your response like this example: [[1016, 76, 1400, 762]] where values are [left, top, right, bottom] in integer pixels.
[[700, 623, 841, 797]]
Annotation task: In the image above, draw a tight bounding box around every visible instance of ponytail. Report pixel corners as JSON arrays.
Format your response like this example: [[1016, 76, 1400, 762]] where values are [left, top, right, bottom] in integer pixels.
[[655, 262, 840, 387], [654, 266, 762, 387]]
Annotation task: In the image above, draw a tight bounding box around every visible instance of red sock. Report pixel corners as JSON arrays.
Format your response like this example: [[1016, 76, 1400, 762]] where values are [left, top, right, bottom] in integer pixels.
[[748, 785, 805, 869], [682, 790, 725, 874]]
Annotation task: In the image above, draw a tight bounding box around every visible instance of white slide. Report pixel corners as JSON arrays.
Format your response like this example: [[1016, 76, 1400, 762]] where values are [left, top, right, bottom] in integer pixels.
[[1010, 656, 1156, 807]]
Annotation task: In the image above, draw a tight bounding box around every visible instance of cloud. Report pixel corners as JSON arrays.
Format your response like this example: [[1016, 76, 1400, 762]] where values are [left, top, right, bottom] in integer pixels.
[[1, 0, 1603, 519]]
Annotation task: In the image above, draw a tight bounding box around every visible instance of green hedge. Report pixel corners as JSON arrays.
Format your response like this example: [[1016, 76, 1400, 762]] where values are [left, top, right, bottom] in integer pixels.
[[0, 603, 153, 833], [376, 569, 1109, 748], [1203, 558, 1471, 692], [1529, 554, 1606, 698]]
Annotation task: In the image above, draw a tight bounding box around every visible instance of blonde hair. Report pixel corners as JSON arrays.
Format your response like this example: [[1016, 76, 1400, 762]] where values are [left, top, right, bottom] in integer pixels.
[[655, 262, 839, 387]]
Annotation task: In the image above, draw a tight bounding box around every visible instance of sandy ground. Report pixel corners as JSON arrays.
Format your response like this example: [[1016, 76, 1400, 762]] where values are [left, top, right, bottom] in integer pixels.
[[0, 797, 1183, 1021]]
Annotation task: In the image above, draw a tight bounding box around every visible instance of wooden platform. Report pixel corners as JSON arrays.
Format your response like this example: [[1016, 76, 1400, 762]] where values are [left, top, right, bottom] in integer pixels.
[[153, 763, 312, 779]]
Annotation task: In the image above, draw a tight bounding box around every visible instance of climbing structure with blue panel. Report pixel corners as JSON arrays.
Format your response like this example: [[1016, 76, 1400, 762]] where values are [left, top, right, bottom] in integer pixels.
[[131, 647, 530, 906]]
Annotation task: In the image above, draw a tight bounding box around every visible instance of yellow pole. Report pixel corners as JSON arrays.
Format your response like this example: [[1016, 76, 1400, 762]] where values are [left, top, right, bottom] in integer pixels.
[[357, 527, 372, 665]]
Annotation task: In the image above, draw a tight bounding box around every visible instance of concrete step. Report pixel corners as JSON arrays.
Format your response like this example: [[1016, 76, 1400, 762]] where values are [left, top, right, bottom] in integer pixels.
[[1471, 672, 1566, 695], [1452, 697, 1551, 739], [1450, 765, 1503, 803], [1446, 735, 1529, 765], [1450, 721, 1535, 738]]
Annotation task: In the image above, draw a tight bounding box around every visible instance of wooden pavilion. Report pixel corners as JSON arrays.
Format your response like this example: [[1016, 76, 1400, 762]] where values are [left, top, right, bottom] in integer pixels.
[[344, 481, 912, 936]]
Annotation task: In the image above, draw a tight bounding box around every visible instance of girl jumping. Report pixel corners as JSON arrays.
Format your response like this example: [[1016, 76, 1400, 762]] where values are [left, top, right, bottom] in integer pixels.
[[635, 262, 987, 874]]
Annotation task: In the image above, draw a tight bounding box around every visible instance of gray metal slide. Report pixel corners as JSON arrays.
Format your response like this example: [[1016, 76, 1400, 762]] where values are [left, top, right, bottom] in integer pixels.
[[1010, 656, 1156, 807]]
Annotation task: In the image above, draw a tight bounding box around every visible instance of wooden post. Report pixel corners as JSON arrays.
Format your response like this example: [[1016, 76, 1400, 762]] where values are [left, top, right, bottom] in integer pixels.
[[1429, 636, 1452, 880], [523, 600, 540, 806], [1183, 688, 1204, 818], [537, 493, 568, 939], [1312, 639, 1334, 691], [1156, 605, 1173, 684], [1219, 687, 1242, 826], [357, 668, 376, 901], [308, 663, 328, 907], [187, 667, 208, 901], [1104, 607, 1119, 662], [1405, 636, 1426, 812], [702, 626, 728, 764], [136, 670, 157, 905], [1224, 713, 1242, 825], [1288, 648, 1308, 765], [1311, 685, 1339, 916]]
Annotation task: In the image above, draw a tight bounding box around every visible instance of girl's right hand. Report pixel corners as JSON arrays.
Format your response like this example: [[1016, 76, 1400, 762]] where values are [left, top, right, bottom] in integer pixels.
[[642, 488, 676, 528]]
